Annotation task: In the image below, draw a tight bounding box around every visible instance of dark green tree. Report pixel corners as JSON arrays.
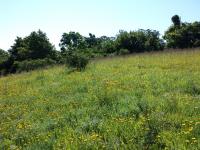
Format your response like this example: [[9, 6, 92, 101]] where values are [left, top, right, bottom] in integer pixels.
[[9, 37, 28, 61], [0, 49, 12, 75], [171, 15, 181, 26], [85, 33, 98, 48], [0, 49, 9, 63], [115, 29, 164, 53], [25, 30, 55, 60], [60, 32, 86, 54], [164, 15, 200, 48], [9, 30, 55, 61]]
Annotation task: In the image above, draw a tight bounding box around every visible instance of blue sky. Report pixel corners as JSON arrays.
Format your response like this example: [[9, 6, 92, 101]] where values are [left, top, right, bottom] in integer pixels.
[[0, 0, 199, 50]]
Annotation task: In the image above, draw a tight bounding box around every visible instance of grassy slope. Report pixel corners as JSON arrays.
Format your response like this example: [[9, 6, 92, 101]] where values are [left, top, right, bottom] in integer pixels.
[[0, 50, 200, 149]]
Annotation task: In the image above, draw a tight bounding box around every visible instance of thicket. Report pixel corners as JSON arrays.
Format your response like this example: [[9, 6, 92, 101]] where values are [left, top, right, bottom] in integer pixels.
[[164, 15, 200, 48], [0, 15, 200, 75]]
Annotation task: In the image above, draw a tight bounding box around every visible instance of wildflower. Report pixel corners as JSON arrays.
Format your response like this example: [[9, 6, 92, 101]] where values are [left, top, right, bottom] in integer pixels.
[[189, 121, 193, 124], [192, 137, 196, 140], [90, 133, 99, 140], [195, 122, 200, 125], [17, 123, 23, 129], [185, 140, 190, 143], [145, 128, 150, 131], [157, 135, 161, 138], [188, 127, 193, 132], [83, 139, 87, 142]]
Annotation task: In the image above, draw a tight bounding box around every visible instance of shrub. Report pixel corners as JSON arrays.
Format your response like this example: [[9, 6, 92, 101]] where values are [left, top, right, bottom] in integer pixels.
[[13, 58, 56, 73], [0, 57, 14, 75], [194, 40, 200, 47], [0, 49, 9, 63], [117, 48, 129, 55], [116, 30, 164, 53], [65, 51, 89, 71]]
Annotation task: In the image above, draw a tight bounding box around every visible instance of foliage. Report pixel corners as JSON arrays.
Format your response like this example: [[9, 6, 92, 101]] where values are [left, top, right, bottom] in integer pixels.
[[0, 30, 59, 75], [65, 51, 89, 71], [100, 37, 116, 54], [0, 49, 10, 75], [85, 33, 100, 48], [2, 14, 200, 76], [164, 16, 200, 48], [0, 49, 9, 63], [117, 48, 130, 55], [9, 30, 56, 61], [60, 32, 87, 53], [171, 15, 181, 26], [13, 58, 56, 73], [115, 29, 164, 53]]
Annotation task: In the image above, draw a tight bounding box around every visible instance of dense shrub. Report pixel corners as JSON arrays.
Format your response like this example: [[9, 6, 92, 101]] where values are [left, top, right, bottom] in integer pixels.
[[164, 16, 200, 48], [100, 39, 116, 54], [9, 30, 56, 61], [0, 49, 9, 62], [117, 48, 130, 55], [65, 51, 89, 71], [115, 30, 164, 53], [13, 58, 56, 73]]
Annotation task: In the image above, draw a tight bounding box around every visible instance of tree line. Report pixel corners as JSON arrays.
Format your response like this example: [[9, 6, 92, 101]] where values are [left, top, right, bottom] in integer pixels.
[[0, 15, 200, 75]]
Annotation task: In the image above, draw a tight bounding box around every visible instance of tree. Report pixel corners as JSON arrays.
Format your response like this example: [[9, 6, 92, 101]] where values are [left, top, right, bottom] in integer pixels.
[[9, 30, 55, 61], [0, 49, 9, 62], [25, 30, 55, 59], [9, 37, 28, 61], [0, 49, 12, 74], [172, 15, 181, 26], [115, 29, 164, 53], [144, 29, 165, 51], [60, 32, 86, 53], [85, 33, 99, 48], [164, 15, 200, 48]]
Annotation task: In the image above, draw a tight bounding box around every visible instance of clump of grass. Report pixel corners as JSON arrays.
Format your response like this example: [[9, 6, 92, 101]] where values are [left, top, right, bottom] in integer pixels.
[[185, 80, 200, 96]]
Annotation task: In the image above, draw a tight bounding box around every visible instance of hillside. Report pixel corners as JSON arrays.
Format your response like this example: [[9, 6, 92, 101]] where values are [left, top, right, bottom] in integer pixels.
[[0, 50, 200, 149]]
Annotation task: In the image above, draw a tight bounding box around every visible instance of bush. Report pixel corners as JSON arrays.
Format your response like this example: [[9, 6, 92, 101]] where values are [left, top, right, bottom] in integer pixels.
[[164, 18, 200, 48], [0, 57, 14, 75], [13, 58, 56, 73], [65, 52, 89, 71], [116, 30, 164, 53], [117, 48, 129, 55], [194, 40, 200, 47]]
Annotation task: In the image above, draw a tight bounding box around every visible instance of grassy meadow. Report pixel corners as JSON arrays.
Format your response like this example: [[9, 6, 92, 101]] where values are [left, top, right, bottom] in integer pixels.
[[0, 50, 200, 149]]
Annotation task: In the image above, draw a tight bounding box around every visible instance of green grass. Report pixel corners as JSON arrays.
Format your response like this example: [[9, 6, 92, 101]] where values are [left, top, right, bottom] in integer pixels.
[[0, 50, 200, 149]]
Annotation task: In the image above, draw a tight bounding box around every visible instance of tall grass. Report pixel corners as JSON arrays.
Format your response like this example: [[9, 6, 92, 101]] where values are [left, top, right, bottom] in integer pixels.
[[0, 50, 200, 149]]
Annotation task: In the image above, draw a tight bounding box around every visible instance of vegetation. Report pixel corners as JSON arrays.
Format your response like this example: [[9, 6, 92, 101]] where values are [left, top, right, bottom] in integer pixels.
[[0, 30, 58, 74], [0, 49, 10, 75], [12, 58, 57, 73], [0, 49, 9, 62], [164, 15, 200, 48], [0, 50, 200, 149], [115, 29, 164, 53], [1, 15, 200, 76], [65, 51, 89, 71]]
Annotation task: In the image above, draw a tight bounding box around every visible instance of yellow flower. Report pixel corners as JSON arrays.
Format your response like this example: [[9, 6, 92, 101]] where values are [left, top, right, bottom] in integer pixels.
[[185, 140, 190, 143], [188, 127, 193, 132], [17, 123, 23, 129], [195, 122, 200, 125], [192, 137, 196, 140]]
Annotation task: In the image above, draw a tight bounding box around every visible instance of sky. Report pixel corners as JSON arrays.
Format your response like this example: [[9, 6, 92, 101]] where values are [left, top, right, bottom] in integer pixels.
[[0, 0, 199, 50]]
